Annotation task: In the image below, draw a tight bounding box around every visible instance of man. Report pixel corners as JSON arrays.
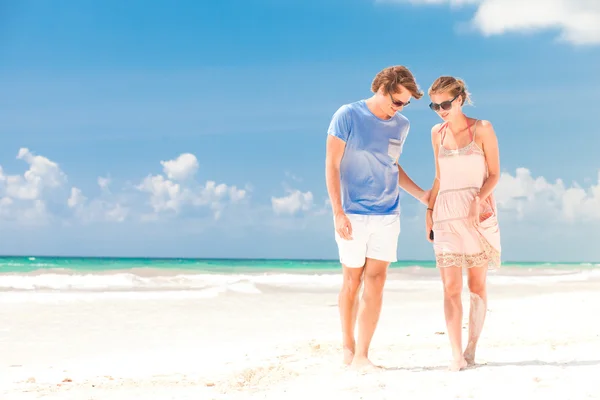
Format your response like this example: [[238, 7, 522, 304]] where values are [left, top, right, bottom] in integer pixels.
[[325, 65, 430, 369]]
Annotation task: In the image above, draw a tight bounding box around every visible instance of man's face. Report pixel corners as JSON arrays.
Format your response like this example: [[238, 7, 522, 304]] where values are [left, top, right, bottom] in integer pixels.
[[378, 85, 411, 118]]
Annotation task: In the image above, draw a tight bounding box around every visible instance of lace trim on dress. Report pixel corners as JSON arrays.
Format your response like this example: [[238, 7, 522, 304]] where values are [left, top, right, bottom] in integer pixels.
[[435, 235, 501, 270], [438, 141, 484, 158], [438, 186, 480, 195]]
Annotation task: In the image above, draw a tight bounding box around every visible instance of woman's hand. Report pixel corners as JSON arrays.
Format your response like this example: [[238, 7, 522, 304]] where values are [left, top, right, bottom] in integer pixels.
[[468, 196, 480, 227], [426, 209, 434, 243]]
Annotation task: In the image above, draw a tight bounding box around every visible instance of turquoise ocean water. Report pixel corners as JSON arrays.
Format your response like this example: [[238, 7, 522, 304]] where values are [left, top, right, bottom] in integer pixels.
[[0, 256, 597, 292], [0, 256, 435, 274], [1, 256, 598, 274]]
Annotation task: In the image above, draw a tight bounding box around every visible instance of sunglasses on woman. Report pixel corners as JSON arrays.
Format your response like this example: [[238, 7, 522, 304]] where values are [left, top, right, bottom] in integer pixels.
[[429, 94, 459, 112]]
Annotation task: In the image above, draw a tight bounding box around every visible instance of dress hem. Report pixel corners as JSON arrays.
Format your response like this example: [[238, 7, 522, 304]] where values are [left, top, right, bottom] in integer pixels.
[[435, 234, 501, 270]]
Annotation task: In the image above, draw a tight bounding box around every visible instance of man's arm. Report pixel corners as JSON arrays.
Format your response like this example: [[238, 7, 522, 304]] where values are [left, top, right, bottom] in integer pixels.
[[398, 165, 424, 199], [398, 165, 428, 205], [326, 135, 353, 240], [325, 135, 346, 216]]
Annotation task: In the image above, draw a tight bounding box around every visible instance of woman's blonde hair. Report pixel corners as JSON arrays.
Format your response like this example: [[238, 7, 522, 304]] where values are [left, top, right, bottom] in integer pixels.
[[428, 76, 472, 106]]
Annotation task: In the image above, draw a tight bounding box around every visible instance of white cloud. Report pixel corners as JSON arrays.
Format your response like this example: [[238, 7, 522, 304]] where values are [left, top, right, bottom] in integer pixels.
[[104, 203, 128, 222], [97, 176, 111, 191], [160, 153, 199, 181], [21, 200, 49, 224], [272, 189, 314, 215], [0, 197, 13, 219], [378, 0, 600, 45], [0, 149, 246, 224], [136, 154, 246, 220], [2, 145, 597, 237], [496, 168, 600, 222], [0, 148, 68, 223], [137, 174, 185, 213], [67, 187, 86, 208], [1, 148, 67, 201]]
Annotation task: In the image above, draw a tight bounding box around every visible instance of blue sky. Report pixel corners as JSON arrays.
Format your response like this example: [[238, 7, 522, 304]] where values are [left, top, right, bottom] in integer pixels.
[[1, 0, 599, 261]]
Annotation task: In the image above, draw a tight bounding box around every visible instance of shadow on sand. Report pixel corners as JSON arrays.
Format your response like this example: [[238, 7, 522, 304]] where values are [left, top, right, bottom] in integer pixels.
[[483, 360, 600, 368], [378, 359, 600, 372]]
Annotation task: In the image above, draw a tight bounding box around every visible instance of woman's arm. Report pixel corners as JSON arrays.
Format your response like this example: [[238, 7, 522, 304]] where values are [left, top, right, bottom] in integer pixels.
[[475, 120, 500, 201], [427, 124, 442, 212], [425, 125, 442, 242]]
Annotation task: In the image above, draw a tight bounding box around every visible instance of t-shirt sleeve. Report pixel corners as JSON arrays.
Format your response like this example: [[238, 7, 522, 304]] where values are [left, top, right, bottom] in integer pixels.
[[399, 120, 410, 153], [327, 105, 352, 142]]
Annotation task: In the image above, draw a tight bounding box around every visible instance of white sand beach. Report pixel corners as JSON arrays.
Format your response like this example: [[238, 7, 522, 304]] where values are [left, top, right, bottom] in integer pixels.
[[1, 267, 600, 399]]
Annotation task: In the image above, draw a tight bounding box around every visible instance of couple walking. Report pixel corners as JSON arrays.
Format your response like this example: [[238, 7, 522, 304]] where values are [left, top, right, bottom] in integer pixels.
[[325, 65, 501, 372]]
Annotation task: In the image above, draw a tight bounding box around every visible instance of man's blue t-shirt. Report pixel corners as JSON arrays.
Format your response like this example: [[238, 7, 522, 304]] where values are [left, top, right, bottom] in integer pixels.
[[327, 99, 410, 215]]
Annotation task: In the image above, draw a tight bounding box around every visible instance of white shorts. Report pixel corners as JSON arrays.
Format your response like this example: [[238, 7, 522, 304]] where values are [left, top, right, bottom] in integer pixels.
[[334, 214, 401, 268]]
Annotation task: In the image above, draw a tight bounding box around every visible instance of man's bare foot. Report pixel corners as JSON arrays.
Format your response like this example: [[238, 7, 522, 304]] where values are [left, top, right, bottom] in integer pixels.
[[343, 346, 354, 365], [449, 356, 468, 372], [350, 356, 381, 371]]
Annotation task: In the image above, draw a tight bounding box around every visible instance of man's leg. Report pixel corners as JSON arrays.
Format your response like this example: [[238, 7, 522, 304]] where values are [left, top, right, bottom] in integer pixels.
[[339, 265, 364, 364], [351, 257, 389, 368], [335, 215, 368, 365], [350, 214, 399, 369]]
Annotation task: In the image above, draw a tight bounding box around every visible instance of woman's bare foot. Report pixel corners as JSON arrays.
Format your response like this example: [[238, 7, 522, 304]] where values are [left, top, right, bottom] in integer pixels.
[[463, 348, 475, 366], [449, 356, 468, 372], [343, 346, 355, 365], [350, 356, 381, 371]]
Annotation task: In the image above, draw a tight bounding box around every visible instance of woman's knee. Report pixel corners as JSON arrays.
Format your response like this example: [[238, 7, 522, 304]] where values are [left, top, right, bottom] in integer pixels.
[[443, 281, 462, 298], [442, 271, 463, 298], [467, 269, 487, 296]]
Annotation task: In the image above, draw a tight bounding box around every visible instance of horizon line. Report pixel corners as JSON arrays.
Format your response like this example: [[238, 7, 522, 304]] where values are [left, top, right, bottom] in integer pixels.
[[0, 254, 597, 265]]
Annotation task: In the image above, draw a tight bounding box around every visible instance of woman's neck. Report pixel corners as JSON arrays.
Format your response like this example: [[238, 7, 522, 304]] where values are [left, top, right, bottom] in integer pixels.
[[447, 113, 469, 132]]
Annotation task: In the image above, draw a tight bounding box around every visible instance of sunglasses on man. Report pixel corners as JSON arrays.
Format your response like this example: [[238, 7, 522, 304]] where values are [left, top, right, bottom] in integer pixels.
[[389, 93, 410, 108]]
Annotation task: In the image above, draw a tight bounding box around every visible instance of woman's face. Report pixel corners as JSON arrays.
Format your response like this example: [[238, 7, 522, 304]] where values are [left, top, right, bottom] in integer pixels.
[[429, 92, 462, 121]]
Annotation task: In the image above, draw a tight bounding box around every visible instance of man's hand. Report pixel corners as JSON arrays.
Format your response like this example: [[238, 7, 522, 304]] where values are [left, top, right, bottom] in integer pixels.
[[334, 212, 353, 240]]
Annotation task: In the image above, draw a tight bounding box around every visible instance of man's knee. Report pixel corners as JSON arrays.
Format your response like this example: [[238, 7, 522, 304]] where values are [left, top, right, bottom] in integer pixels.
[[363, 268, 387, 299], [341, 271, 363, 295], [365, 269, 387, 284]]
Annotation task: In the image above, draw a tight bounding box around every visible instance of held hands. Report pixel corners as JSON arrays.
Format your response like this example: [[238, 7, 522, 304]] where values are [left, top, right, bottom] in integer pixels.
[[425, 209, 433, 243], [421, 186, 433, 243], [419, 189, 431, 205], [334, 211, 353, 240]]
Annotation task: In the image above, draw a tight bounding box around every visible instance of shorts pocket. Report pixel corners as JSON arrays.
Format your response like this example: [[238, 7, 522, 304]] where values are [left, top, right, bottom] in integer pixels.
[[387, 139, 402, 164], [380, 214, 400, 234]]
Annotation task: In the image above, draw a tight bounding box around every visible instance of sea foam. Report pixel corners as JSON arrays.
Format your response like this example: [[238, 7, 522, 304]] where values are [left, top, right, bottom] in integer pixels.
[[0, 267, 599, 294]]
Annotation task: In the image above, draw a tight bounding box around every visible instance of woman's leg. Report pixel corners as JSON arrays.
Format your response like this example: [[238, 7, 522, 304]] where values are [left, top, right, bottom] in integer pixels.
[[464, 265, 488, 365], [439, 266, 467, 371]]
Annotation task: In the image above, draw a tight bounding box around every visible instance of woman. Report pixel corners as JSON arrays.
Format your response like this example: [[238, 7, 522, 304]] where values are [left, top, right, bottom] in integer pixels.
[[425, 76, 501, 371]]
